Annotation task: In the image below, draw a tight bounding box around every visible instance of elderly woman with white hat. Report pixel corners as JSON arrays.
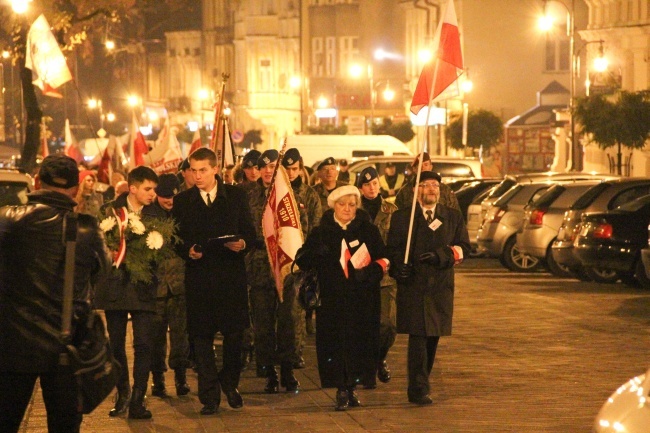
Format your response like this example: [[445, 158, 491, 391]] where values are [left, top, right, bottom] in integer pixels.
[[295, 184, 389, 411]]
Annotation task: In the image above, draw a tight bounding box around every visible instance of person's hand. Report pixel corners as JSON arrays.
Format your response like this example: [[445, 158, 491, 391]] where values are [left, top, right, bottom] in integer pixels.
[[418, 251, 440, 266], [225, 239, 245, 252], [394, 263, 413, 283], [189, 244, 203, 260]]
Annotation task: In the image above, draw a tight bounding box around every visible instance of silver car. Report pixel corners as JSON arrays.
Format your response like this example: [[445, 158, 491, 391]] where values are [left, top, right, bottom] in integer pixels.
[[516, 181, 601, 277]]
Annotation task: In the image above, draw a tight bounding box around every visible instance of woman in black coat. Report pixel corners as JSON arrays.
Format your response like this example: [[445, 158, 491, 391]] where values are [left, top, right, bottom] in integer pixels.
[[295, 185, 388, 411]]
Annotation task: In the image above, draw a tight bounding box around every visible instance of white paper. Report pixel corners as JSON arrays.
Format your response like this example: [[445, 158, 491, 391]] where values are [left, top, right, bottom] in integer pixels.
[[350, 243, 371, 269]]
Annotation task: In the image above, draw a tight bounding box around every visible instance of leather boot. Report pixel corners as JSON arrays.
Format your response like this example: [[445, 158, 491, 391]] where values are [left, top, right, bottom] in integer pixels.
[[128, 387, 152, 419], [108, 386, 131, 417], [174, 368, 190, 396], [151, 371, 168, 398], [377, 360, 392, 383], [264, 366, 279, 394], [347, 386, 361, 407], [280, 363, 300, 392], [335, 388, 349, 411]]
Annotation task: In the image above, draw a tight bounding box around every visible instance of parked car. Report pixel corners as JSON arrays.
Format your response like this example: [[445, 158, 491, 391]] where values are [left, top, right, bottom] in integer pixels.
[[551, 178, 650, 281], [593, 367, 650, 433], [516, 181, 601, 277], [466, 186, 498, 253], [0, 168, 33, 207], [455, 178, 502, 221], [573, 194, 650, 284], [477, 181, 556, 272]]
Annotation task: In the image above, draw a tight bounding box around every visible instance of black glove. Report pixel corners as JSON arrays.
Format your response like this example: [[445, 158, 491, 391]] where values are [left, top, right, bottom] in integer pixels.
[[418, 251, 440, 266], [436, 247, 455, 269], [393, 263, 413, 283]]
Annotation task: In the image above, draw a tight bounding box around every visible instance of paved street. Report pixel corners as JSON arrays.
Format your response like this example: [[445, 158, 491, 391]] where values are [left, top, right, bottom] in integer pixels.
[[20, 258, 650, 432]]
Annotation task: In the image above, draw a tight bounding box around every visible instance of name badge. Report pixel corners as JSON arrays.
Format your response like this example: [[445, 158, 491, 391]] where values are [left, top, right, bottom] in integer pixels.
[[429, 219, 442, 231], [349, 239, 360, 248]]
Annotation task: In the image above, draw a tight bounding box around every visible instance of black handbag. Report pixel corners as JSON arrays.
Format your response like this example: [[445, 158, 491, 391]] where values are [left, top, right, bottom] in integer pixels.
[[291, 260, 321, 311], [60, 213, 120, 414]]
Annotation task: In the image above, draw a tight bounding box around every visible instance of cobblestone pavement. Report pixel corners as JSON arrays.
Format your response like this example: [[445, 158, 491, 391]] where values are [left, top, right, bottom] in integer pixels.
[[19, 258, 650, 432]]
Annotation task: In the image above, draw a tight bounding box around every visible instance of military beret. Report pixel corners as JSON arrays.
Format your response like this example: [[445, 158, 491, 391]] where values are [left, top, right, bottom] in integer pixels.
[[257, 149, 279, 169], [317, 157, 337, 170], [178, 158, 190, 171], [282, 148, 301, 167], [242, 150, 262, 168], [39, 154, 79, 189], [155, 173, 181, 198], [412, 152, 431, 168], [418, 171, 442, 184], [385, 161, 396, 168], [327, 185, 360, 209], [357, 167, 378, 188]]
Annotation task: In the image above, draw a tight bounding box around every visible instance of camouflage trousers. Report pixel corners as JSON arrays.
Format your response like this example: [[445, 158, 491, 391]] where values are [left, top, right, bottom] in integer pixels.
[[151, 294, 191, 372], [286, 273, 306, 360], [380, 282, 397, 355], [249, 278, 300, 367]]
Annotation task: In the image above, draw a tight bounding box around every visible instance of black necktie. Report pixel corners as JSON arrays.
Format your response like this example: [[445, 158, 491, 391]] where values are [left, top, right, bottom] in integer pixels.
[[206, 194, 212, 207], [426, 210, 434, 224]]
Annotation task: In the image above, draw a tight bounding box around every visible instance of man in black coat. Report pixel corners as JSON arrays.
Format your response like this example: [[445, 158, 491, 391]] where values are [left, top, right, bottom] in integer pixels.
[[0, 155, 110, 432], [387, 171, 470, 406], [171, 148, 256, 415], [94, 166, 166, 420]]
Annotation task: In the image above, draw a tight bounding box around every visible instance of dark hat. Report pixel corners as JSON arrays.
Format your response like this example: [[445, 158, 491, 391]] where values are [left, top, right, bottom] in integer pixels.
[[257, 149, 279, 169], [242, 150, 261, 168], [317, 157, 337, 170], [385, 161, 396, 168], [178, 158, 190, 171], [39, 154, 79, 189], [357, 167, 378, 188], [412, 152, 431, 167], [339, 158, 348, 166], [282, 148, 301, 167], [418, 171, 442, 184], [155, 173, 181, 198]]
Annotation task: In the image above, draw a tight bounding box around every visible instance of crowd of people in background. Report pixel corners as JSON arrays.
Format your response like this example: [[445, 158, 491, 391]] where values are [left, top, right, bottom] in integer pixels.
[[0, 148, 470, 431]]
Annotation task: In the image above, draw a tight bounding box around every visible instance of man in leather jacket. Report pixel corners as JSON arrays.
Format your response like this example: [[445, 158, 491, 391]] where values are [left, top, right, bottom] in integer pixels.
[[0, 155, 110, 433]]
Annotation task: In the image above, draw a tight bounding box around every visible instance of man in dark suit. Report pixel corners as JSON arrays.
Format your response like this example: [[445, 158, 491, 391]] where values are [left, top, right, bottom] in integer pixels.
[[386, 171, 470, 406], [171, 148, 256, 415]]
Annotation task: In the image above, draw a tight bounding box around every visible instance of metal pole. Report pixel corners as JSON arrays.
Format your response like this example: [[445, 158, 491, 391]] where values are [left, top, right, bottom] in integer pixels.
[[368, 64, 374, 135], [568, 0, 577, 171]]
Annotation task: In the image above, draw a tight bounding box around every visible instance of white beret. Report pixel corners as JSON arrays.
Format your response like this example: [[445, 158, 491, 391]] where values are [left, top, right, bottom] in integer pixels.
[[327, 185, 360, 208]]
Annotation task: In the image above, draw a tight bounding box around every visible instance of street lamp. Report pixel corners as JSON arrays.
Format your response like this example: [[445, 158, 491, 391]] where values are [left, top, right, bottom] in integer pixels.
[[11, 0, 31, 14], [87, 98, 105, 134]]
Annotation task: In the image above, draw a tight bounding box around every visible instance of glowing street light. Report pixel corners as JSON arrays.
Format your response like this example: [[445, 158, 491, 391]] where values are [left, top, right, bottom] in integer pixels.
[[1, 51, 10, 59], [127, 94, 140, 107], [106, 112, 116, 122], [11, 0, 30, 14], [317, 95, 329, 108], [105, 40, 116, 51], [289, 75, 302, 89]]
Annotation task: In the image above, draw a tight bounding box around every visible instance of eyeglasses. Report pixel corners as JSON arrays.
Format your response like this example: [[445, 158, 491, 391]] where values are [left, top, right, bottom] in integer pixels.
[[418, 182, 440, 189]]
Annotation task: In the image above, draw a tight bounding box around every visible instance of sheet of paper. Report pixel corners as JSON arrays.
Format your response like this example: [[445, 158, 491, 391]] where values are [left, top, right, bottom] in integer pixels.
[[350, 243, 371, 269]]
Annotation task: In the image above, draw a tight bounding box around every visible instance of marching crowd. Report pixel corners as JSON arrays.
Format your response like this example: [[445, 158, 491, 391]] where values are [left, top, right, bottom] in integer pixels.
[[0, 148, 470, 432]]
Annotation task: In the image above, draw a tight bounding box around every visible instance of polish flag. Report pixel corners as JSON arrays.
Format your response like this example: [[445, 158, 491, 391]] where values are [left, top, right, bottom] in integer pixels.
[[128, 113, 148, 169], [25, 15, 72, 97], [63, 118, 83, 162], [410, 0, 464, 114], [188, 129, 202, 155], [339, 239, 351, 279], [223, 119, 235, 167]]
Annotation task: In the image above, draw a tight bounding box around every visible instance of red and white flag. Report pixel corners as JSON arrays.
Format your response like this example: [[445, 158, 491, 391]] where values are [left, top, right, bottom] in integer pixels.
[[188, 129, 202, 155], [262, 165, 304, 301], [25, 15, 72, 98], [223, 119, 235, 167], [146, 125, 183, 175], [63, 118, 83, 162], [128, 113, 148, 169], [410, 0, 464, 114]]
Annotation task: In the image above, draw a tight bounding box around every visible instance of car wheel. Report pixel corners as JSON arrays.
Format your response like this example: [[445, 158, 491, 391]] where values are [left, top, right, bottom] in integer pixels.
[[634, 259, 650, 290], [502, 237, 541, 272], [584, 267, 619, 284], [546, 244, 573, 278]]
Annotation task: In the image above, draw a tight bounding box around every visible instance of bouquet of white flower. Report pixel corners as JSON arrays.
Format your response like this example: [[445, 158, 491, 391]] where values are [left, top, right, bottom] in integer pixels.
[[99, 207, 178, 285]]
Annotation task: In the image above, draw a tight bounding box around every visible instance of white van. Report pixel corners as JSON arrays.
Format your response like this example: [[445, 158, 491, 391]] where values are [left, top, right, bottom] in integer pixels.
[[283, 135, 412, 167]]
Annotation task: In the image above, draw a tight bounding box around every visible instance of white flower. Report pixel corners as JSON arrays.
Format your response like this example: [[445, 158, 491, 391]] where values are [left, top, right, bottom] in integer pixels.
[[130, 218, 146, 235], [127, 212, 141, 221], [99, 216, 117, 232], [146, 231, 164, 250]]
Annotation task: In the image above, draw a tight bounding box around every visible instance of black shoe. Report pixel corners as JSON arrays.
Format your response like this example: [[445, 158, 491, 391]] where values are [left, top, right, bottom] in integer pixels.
[[256, 364, 268, 378], [408, 394, 433, 405], [377, 360, 391, 383], [264, 366, 279, 394], [224, 389, 243, 409], [347, 387, 361, 407], [128, 388, 152, 419], [292, 356, 306, 369], [335, 389, 349, 411], [200, 402, 218, 415], [108, 388, 131, 417], [174, 369, 190, 396], [280, 363, 300, 392]]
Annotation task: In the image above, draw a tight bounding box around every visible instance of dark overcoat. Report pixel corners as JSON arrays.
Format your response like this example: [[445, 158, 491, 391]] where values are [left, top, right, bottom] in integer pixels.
[[295, 209, 386, 388], [171, 178, 256, 337], [386, 203, 470, 336], [94, 192, 167, 312]]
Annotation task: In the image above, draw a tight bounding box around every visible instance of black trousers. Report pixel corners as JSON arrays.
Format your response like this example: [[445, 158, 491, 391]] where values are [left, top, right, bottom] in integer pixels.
[[193, 331, 243, 405], [105, 310, 155, 392], [407, 334, 440, 398], [0, 369, 82, 433]]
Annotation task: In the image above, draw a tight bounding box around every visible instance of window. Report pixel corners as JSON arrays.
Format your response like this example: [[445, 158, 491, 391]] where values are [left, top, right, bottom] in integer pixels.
[[312, 38, 324, 77], [325, 37, 336, 77], [259, 59, 272, 91], [545, 36, 570, 72], [339, 36, 359, 77]]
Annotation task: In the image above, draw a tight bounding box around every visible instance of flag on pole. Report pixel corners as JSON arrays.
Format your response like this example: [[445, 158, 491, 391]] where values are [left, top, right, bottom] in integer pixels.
[[25, 14, 73, 98], [96, 146, 112, 184], [223, 118, 235, 167], [128, 113, 148, 169], [188, 129, 202, 155], [410, 0, 464, 115], [63, 118, 83, 162], [262, 165, 304, 301], [146, 126, 184, 175]]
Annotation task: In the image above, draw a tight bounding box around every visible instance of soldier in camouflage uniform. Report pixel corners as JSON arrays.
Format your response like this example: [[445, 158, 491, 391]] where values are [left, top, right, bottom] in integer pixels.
[[178, 158, 195, 192], [395, 153, 460, 212], [238, 150, 261, 193], [357, 167, 398, 389], [150, 174, 191, 398], [245, 150, 301, 393], [282, 148, 323, 369], [308, 157, 348, 334]]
